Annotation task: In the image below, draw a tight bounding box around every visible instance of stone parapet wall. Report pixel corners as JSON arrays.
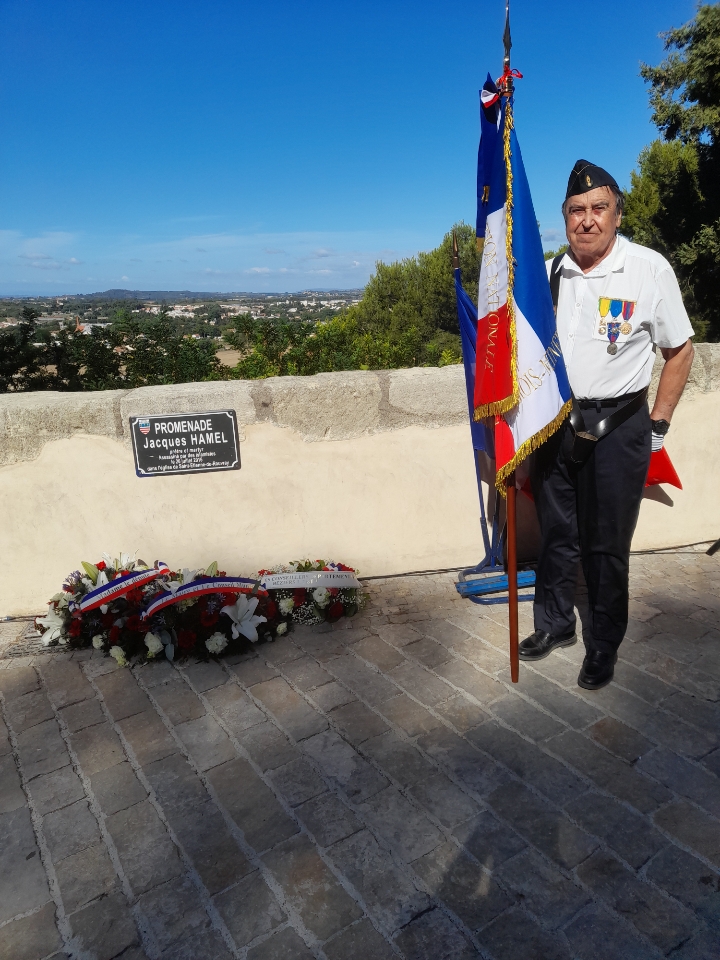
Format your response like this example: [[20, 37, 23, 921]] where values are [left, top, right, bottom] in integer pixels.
[[2, 344, 719, 465], [1, 345, 719, 614]]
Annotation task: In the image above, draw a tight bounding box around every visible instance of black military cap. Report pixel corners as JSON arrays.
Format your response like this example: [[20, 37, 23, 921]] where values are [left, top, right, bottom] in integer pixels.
[[565, 159, 619, 200]]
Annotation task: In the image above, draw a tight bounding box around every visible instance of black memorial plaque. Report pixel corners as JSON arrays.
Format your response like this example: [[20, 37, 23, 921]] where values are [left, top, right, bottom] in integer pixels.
[[130, 410, 241, 477]]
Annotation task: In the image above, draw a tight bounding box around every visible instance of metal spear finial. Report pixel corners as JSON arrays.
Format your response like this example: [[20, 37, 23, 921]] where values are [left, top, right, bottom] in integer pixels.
[[452, 230, 460, 270], [503, 0, 512, 71]]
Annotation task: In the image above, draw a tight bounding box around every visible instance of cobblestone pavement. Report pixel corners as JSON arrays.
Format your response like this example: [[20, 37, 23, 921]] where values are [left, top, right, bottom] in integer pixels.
[[1, 550, 719, 960]]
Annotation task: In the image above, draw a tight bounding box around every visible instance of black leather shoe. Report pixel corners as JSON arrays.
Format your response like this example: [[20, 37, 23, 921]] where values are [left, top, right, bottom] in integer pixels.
[[518, 629, 577, 661], [578, 651, 617, 690]]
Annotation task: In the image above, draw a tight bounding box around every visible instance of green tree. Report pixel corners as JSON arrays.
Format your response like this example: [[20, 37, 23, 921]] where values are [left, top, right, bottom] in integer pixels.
[[221, 223, 476, 379], [0, 307, 50, 392], [623, 3, 720, 340]]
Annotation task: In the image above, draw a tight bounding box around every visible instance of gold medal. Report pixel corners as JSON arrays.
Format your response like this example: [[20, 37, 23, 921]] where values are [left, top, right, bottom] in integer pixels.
[[598, 325, 607, 335], [607, 343, 618, 355], [620, 322, 632, 335]]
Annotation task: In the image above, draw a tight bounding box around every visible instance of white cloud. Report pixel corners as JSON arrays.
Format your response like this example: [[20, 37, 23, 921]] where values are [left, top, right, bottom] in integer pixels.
[[121, 275, 130, 281], [248, 267, 270, 274], [66, 257, 83, 264]]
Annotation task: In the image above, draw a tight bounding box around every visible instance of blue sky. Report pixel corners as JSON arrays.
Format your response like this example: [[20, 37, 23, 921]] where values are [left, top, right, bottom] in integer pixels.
[[0, 0, 697, 295]]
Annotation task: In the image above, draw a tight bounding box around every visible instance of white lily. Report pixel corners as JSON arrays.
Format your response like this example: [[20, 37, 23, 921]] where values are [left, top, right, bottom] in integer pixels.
[[221, 595, 267, 642], [161, 567, 197, 595], [36, 605, 66, 645]]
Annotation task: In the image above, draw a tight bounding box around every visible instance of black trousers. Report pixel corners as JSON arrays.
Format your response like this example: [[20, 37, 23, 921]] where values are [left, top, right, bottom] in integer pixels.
[[530, 401, 651, 654]]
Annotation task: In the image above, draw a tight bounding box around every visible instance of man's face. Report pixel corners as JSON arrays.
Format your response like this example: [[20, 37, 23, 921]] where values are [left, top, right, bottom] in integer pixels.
[[565, 186, 622, 263]]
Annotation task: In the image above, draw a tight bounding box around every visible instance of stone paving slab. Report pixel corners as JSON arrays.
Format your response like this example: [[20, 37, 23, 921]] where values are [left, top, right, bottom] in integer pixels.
[[0, 549, 719, 958]]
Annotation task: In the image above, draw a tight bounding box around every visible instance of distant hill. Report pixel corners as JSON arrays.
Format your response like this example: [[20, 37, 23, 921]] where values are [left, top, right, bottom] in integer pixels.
[[83, 288, 364, 301]]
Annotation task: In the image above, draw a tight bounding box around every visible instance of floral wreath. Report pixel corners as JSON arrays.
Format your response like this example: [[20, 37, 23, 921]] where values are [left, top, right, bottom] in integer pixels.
[[36, 553, 364, 665]]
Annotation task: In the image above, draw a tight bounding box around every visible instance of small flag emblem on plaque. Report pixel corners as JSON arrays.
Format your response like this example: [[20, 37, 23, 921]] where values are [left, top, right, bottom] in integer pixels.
[[138, 418, 151, 435]]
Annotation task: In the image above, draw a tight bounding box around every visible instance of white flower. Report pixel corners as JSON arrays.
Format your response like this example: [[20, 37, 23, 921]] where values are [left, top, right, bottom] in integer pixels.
[[91, 634, 105, 649], [221, 594, 267, 642], [313, 587, 330, 608], [96, 570, 109, 588], [276, 622, 288, 636], [161, 567, 197, 595], [81, 577, 94, 591], [144, 632, 164, 657], [109, 645, 128, 667], [279, 597, 295, 616], [36, 605, 66, 645], [288, 562, 298, 572], [205, 632, 228, 655]]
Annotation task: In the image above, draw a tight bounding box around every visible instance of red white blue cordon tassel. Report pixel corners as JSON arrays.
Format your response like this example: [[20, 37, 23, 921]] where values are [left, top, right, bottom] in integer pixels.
[[141, 577, 267, 620], [76, 564, 169, 613]]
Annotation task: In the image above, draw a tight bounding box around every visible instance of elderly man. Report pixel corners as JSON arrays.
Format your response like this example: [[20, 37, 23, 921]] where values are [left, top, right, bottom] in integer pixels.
[[519, 159, 694, 690]]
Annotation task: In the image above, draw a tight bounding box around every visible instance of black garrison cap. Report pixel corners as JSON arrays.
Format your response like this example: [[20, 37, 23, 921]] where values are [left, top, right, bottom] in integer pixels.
[[565, 159, 620, 200]]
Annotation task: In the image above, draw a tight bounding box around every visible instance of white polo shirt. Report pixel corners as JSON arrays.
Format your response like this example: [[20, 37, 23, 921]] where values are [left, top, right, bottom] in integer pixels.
[[547, 235, 694, 399]]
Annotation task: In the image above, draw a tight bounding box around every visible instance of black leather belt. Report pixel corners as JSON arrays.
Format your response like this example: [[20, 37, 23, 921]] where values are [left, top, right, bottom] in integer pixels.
[[567, 388, 648, 465], [575, 389, 646, 410]]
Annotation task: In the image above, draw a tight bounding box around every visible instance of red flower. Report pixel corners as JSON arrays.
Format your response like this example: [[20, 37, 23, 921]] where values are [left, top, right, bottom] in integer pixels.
[[200, 609, 219, 627], [265, 600, 278, 620], [217, 570, 226, 577], [101, 612, 114, 628], [126, 615, 143, 632], [96, 561, 106, 571], [222, 592, 236, 605], [68, 619, 82, 637], [109, 626, 121, 644], [327, 601, 344, 620], [126, 589, 143, 606], [328, 588, 339, 597], [177, 628, 197, 650], [293, 588, 306, 607]]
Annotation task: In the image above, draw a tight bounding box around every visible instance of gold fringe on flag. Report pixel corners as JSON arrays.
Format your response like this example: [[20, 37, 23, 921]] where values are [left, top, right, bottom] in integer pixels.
[[473, 100, 519, 422], [495, 397, 573, 496]]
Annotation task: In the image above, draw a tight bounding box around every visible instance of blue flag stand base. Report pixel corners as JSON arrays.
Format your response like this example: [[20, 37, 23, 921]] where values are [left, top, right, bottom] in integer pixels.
[[455, 484, 535, 605]]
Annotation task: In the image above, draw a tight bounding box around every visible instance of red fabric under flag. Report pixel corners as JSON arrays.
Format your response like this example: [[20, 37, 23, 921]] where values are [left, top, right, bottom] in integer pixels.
[[645, 448, 682, 489]]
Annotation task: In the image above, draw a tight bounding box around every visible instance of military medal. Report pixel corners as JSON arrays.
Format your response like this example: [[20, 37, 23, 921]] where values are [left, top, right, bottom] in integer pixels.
[[606, 321, 621, 355], [598, 297, 635, 352], [620, 301, 634, 336]]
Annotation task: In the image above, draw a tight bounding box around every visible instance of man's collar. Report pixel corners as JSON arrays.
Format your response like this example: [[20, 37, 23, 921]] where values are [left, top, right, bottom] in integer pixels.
[[560, 235, 627, 277]]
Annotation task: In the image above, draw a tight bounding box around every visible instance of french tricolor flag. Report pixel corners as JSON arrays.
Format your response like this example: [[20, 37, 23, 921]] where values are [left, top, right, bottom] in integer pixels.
[[474, 96, 572, 491]]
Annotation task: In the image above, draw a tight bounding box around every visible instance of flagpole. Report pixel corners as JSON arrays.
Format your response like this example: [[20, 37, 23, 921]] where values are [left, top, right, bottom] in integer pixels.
[[501, 0, 520, 683], [506, 474, 519, 681]]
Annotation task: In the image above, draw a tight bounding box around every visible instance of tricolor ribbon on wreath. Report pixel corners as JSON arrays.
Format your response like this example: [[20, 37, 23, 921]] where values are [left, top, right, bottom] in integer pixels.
[[75, 563, 170, 613], [141, 577, 268, 619]]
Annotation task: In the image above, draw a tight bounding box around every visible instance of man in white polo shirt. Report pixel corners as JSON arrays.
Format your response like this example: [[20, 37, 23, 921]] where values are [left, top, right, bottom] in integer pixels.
[[519, 159, 695, 690]]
